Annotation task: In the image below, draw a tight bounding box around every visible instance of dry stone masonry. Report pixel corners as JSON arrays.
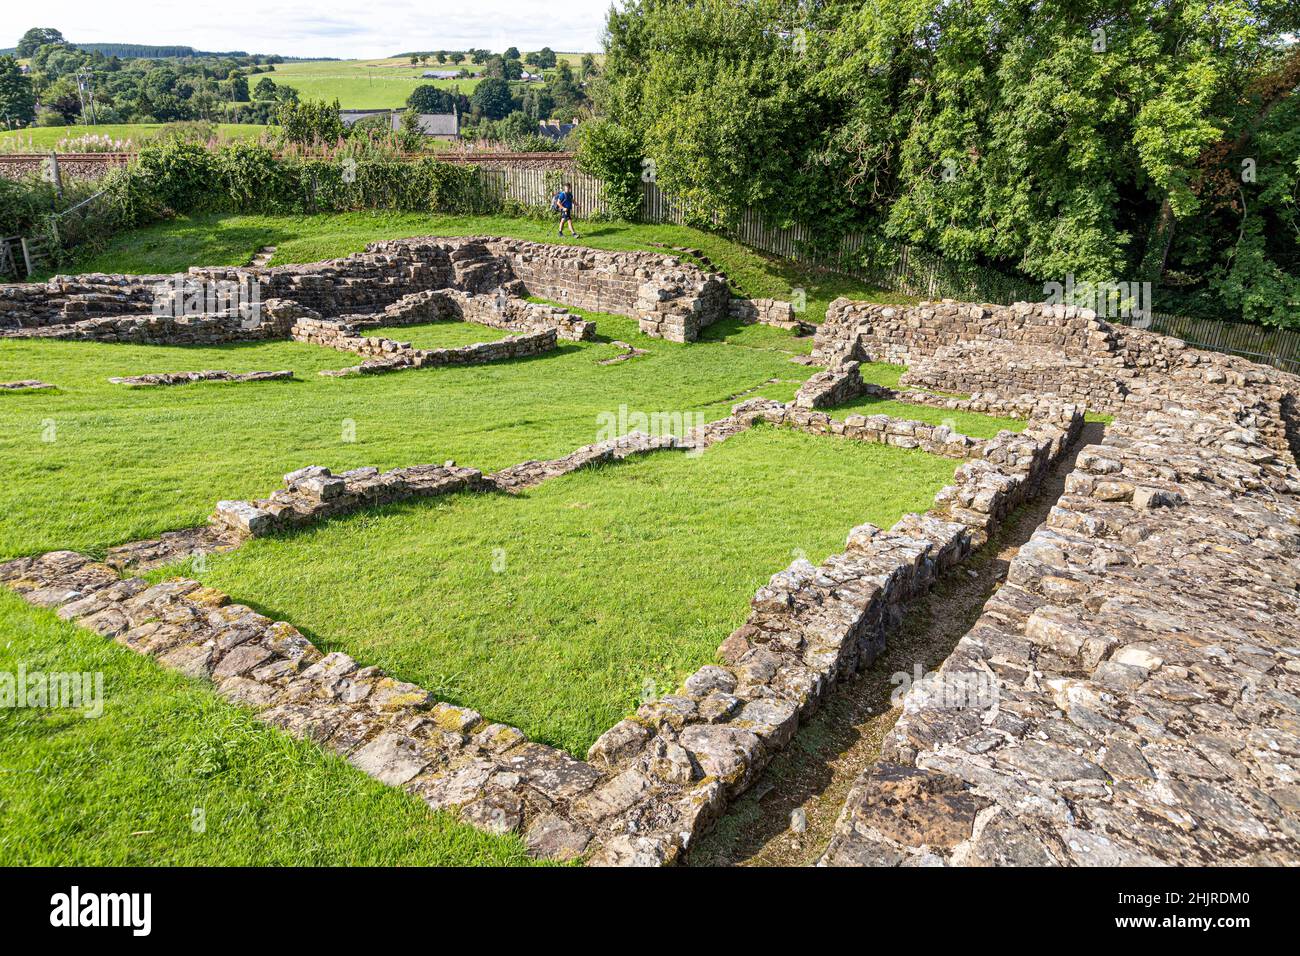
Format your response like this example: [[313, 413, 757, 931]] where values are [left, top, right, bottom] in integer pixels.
[[293, 316, 558, 377], [0, 236, 731, 345], [729, 298, 814, 335], [108, 370, 293, 388], [814, 300, 1300, 867], [823, 413, 1300, 865]]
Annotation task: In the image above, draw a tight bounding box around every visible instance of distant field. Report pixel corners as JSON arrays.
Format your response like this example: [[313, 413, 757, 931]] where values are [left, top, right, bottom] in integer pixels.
[[268, 55, 601, 108], [0, 123, 268, 151], [269, 59, 484, 108]]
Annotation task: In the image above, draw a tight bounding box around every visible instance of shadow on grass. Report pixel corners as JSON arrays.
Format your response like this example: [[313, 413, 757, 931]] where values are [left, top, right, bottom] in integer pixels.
[[0, 388, 64, 398]]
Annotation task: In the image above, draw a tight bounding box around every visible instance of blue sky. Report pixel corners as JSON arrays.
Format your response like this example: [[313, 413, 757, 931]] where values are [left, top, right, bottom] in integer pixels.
[[3, 1, 614, 57]]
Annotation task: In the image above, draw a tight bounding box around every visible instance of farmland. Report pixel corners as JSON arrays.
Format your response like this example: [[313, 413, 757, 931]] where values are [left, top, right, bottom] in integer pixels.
[[268, 59, 485, 109]]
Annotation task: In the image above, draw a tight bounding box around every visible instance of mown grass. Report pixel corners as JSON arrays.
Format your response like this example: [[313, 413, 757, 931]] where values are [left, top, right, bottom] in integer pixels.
[[367, 320, 512, 349], [0, 590, 549, 865], [177, 425, 958, 756]]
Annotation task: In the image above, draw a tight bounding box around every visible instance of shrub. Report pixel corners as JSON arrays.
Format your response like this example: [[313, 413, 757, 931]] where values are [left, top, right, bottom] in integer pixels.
[[275, 99, 344, 148], [131, 141, 224, 213], [217, 141, 298, 211], [575, 117, 642, 220]]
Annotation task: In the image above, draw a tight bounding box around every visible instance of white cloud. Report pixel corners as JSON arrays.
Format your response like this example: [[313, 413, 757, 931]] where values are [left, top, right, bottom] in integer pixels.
[[3, 1, 613, 57]]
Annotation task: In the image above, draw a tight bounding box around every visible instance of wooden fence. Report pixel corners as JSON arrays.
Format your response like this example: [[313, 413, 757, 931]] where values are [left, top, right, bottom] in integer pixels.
[[473, 166, 609, 216]]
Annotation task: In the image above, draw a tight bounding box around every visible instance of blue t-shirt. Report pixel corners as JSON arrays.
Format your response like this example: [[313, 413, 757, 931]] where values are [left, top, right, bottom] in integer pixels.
[[555, 190, 574, 212]]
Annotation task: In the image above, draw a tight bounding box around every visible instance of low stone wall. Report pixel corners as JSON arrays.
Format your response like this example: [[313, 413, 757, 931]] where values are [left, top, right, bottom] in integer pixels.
[[2, 236, 728, 344], [288, 308, 558, 377], [814, 298, 1300, 437], [0, 380, 56, 391], [792, 357, 1071, 431], [794, 361, 870, 409], [214, 463, 487, 537], [1, 309, 293, 345], [814, 299, 1116, 368], [476, 238, 730, 342], [752, 399, 1081, 547], [729, 297, 812, 334], [108, 369, 292, 387], [821, 404, 1300, 866], [355, 287, 595, 342], [1, 273, 185, 330]]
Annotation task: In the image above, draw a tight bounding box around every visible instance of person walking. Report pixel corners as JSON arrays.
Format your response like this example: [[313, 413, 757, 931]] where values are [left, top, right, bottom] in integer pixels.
[[553, 182, 579, 238]]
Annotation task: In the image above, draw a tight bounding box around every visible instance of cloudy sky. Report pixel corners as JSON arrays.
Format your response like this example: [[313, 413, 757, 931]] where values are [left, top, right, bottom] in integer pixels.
[[3, 1, 615, 58]]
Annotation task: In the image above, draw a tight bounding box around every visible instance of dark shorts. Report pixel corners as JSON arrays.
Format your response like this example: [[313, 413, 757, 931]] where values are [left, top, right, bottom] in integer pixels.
[[559, 209, 572, 220]]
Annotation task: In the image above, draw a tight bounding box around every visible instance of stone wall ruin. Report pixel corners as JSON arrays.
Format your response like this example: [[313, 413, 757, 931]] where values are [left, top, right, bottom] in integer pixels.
[[0, 392, 1084, 866], [0, 237, 730, 345], [4, 278, 1298, 867]]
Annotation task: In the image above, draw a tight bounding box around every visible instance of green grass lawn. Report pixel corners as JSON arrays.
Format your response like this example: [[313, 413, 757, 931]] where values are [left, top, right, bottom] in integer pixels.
[[175, 425, 958, 757], [0, 123, 268, 151], [367, 320, 512, 349], [0, 591, 545, 865]]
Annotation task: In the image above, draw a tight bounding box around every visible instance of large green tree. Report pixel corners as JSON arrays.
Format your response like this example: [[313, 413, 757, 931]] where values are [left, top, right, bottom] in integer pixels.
[[471, 77, 514, 119], [592, 0, 1300, 326], [596, 0, 812, 223], [0, 56, 36, 127], [407, 84, 455, 113], [16, 27, 64, 58]]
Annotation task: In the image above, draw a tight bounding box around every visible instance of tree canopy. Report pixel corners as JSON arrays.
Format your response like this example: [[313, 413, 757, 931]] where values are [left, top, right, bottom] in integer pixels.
[[0, 56, 36, 127], [590, 0, 1300, 327]]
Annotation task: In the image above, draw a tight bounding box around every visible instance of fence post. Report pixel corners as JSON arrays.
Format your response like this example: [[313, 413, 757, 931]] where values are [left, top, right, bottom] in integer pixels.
[[47, 151, 63, 201]]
